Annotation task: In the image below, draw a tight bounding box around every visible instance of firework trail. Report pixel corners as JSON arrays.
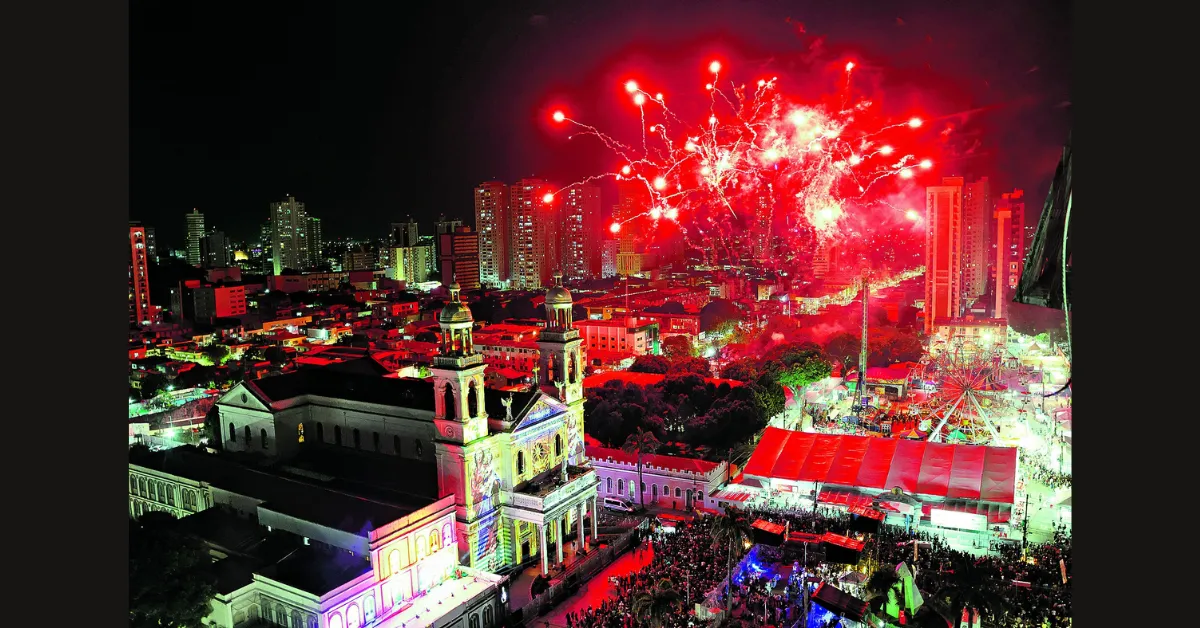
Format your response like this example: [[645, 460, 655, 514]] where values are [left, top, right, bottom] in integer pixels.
[[547, 58, 936, 262]]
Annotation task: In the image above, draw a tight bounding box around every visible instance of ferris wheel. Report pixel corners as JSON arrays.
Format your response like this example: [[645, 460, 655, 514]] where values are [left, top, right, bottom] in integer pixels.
[[914, 339, 1016, 445]]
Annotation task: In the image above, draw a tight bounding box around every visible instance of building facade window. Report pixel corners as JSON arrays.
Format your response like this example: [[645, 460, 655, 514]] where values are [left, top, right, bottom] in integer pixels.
[[373, 432, 380, 451], [298, 423, 305, 443], [244, 425, 252, 444], [393, 435, 402, 455], [316, 422, 324, 443], [606, 478, 612, 493], [261, 429, 269, 449], [353, 428, 361, 449], [517, 451, 526, 475], [415, 439, 423, 457], [335, 425, 343, 446], [229, 423, 237, 442]]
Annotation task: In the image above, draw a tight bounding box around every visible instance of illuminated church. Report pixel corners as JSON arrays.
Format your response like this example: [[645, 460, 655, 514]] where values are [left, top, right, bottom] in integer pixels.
[[214, 274, 598, 576]]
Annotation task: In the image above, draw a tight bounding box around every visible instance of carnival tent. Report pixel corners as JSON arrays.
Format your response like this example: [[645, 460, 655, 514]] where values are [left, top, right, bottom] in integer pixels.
[[743, 427, 1018, 504]]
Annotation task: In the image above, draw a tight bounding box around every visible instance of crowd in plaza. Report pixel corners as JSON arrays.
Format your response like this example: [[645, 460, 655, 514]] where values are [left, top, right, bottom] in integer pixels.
[[558, 503, 1071, 628], [563, 518, 734, 628]]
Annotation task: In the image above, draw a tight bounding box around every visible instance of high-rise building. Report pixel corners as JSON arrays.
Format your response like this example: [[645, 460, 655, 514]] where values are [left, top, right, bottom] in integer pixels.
[[813, 241, 839, 278], [258, 220, 273, 274], [129, 223, 151, 325], [185, 208, 205, 266], [601, 240, 619, 278], [201, 230, 230, 268], [390, 218, 420, 247], [440, 226, 480, 289], [434, 215, 463, 263], [993, 190, 1026, 319], [475, 182, 510, 287], [572, 184, 603, 278], [510, 178, 557, 289], [269, 195, 310, 275], [613, 181, 649, 277], [343, 245, 376, 271], [752, 190, 774, 259], [386, 246, 431, 283], [561, 184, 594, 282], [924, 177, 965, 335], [961, 177, 991, 300], [307, 216, 324, 267], [143, 226, 158, 263]]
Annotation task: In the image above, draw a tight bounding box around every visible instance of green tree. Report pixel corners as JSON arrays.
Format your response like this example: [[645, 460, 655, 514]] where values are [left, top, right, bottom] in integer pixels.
[[777, 356, 833, 415], [263, 346, 289, 367], [129, 512, 217, 628], [710, 508, 754, 619], [662, 335, 697, 360], [200, 343, 229, 366], [621, 427, 661, 507], [140, 373, 167, 400], [824, 332, 861, 366], [720, 358, 759, 382], [632, 578, 684, 628], [668, 356, 712, 377], [630, 354, 671, 374]]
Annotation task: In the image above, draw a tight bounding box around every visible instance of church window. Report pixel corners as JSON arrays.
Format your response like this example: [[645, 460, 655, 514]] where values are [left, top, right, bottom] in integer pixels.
[[517, 451, 526, 475], [261, 429, 269, 449], [229, 423, 236, 442]]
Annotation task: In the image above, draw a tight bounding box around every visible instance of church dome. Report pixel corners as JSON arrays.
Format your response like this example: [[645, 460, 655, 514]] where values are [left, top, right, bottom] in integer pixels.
[[545, 273, 572, 305], [439, 282, 474, 324]]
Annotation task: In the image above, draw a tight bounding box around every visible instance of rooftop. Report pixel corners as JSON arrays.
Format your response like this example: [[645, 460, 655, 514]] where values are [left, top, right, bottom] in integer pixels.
[[256, 544, 372, 597], [586, 445, 721, 475], [247, 360, 436, 412], [133, 447, 428, 536]]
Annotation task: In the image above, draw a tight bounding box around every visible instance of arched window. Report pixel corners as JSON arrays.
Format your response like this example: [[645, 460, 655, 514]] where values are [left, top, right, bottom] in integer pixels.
[[393, 435, 402, 455], [291, 610, 304, 628], [606, 477, 612, 493], [316, 422, 324, 443], [229, 423, 237, 442], [297, 423, 305, 443], [353, 428, 361, 449], [555, 434, 562, 457], [415, 439, 423, 457], [483, 605, 494, 628], [443, 386, 456, 420], [363, 596, 377, 623], [328, 613, 343, 628], [261, 429, 269, 449], [388, 549, 402, 577], [467, 382, 479, 418], [346, 604, 361, 628], [516, 451, 526, 475], [617, 479, 624, 494], [275, 604, 287, 624], [569, 353, 577, 384], [138, 478, 146, 496], [675, 487, 682, 498], [663, 484, 670, 497], [373, 432, 380, 451], [244, 425, 251, 444], [469, 613, 481, 628], [334, 425, 343, 446], [652, 484, 658, 500], [429, 532, 441, 553], [129, 476, 137, 494]]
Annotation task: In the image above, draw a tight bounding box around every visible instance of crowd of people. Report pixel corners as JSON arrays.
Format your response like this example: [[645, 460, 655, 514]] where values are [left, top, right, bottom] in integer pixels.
[[564, 518, 733, 628], [556, 500, 1070, 627]]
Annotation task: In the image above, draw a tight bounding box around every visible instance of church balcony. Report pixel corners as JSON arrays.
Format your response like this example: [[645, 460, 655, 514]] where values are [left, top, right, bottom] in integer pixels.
[[508, 466, 598, 514], [432, 353, 484, 369], [539, 328, 580, 343]]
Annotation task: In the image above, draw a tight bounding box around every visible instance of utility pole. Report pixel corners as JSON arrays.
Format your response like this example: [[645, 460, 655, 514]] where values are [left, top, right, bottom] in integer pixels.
[[855, 269, 870, 415], [1020, 492, 1030, 555]]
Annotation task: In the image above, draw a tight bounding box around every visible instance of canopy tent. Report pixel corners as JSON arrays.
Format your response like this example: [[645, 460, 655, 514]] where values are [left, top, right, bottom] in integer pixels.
[[744, 427, 1018, 504]]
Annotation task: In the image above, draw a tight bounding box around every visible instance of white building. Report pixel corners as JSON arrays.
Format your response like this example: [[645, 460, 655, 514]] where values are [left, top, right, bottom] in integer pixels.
[[585, 445, 729, 511]]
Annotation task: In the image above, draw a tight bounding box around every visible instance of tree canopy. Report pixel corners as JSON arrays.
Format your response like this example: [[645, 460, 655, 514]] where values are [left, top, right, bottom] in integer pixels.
[[129, 512, 217, 628], [661, 335, 696, 360]]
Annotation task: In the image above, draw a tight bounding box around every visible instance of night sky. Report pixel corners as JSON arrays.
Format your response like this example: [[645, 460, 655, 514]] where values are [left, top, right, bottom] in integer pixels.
[[132, 0, 1070, 249]]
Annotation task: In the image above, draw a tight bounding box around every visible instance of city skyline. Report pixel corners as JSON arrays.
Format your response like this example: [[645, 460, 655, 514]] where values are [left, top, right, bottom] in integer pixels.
[[132, 1, 1070, 247]]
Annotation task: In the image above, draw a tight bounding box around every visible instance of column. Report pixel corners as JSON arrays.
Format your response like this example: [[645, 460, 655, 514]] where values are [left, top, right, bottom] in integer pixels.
[[539, 523, 549, 575], [555, 517, 564, 565], [577, 501, 587, 551], [591, 496, 598, 539], [513, 520, 522, 564]]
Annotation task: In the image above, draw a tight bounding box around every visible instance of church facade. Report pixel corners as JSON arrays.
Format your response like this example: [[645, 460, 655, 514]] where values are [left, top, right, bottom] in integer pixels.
[[216, 277, 598, 575]]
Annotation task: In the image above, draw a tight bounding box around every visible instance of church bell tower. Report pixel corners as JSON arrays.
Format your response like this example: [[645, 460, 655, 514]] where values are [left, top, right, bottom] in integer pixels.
[[537, 272, 587, 463]]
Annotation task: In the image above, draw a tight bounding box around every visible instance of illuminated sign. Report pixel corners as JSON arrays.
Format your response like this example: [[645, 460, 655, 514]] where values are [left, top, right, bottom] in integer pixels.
[[930, 509, 987, 532]]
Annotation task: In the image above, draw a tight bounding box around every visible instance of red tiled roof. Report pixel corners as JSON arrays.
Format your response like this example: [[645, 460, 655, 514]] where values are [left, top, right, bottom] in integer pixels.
[[586, 445, 720, 475]]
